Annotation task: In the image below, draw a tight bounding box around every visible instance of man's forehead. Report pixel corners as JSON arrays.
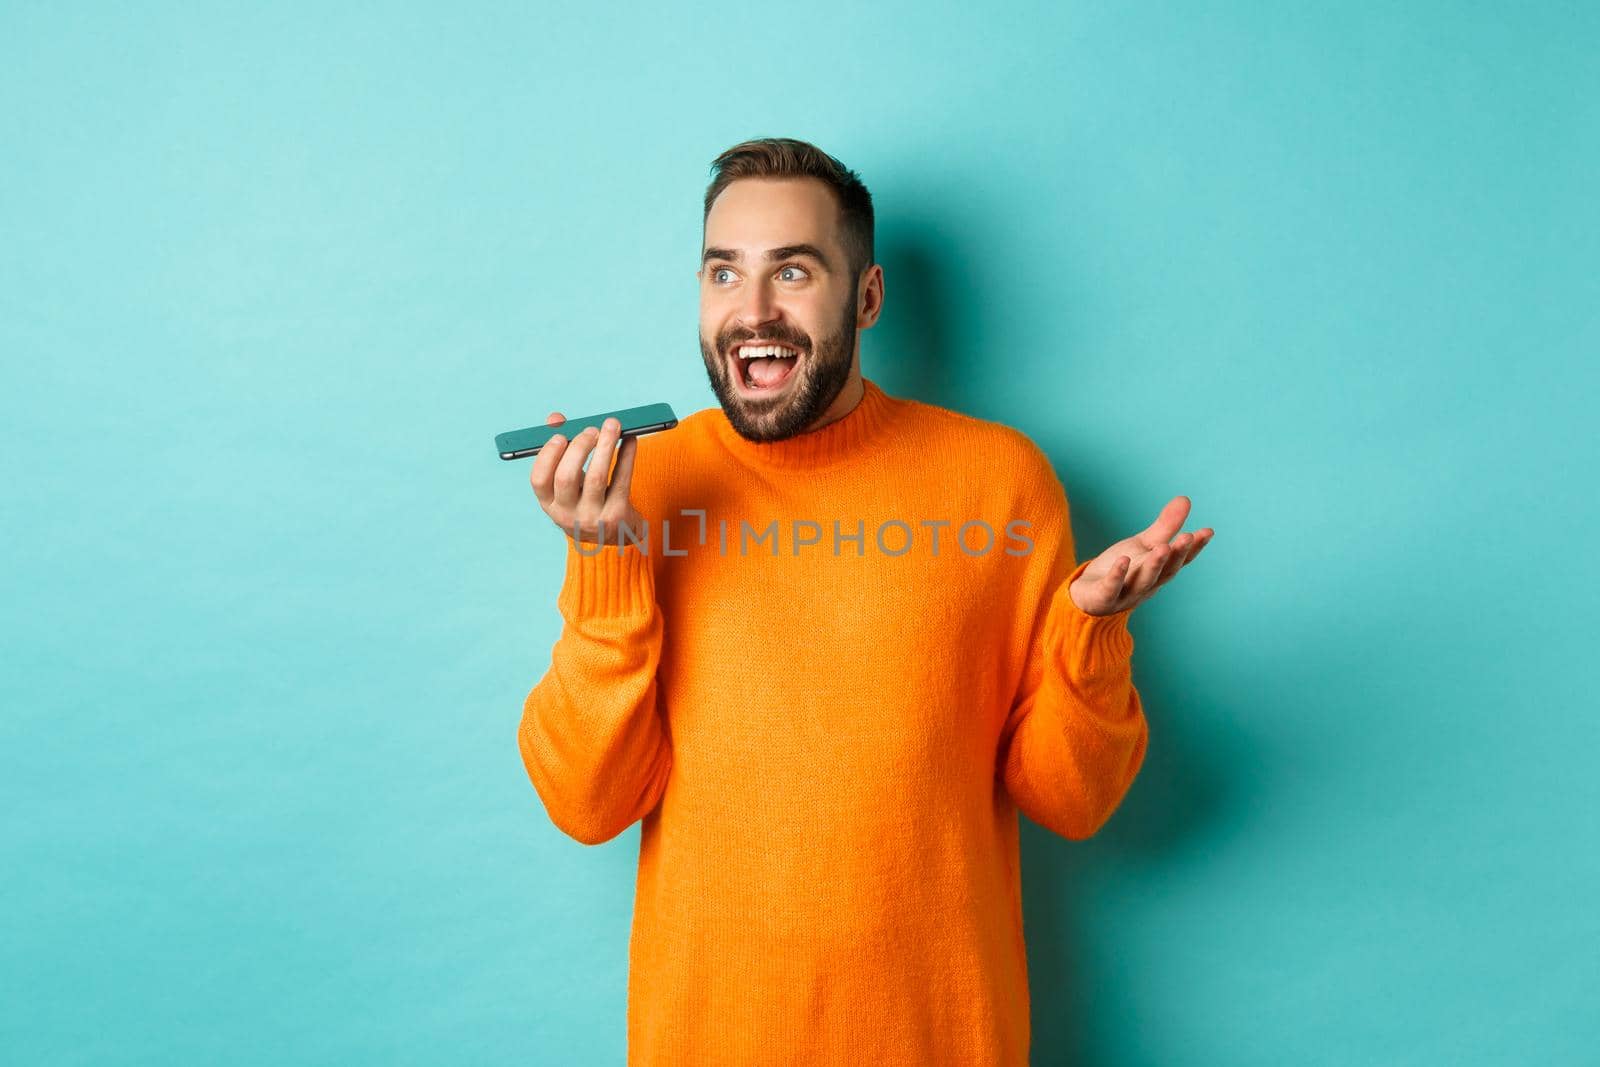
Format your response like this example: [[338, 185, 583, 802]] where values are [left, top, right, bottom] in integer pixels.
[[704, 178, 839, 245]]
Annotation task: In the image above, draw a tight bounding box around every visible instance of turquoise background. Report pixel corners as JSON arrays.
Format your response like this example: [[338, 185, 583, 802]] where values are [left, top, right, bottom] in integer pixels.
[[4, 3, 1596, 1064]]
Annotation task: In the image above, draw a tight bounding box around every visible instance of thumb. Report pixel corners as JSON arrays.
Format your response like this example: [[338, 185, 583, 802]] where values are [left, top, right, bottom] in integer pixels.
[[1142, 495, 1190, 546]]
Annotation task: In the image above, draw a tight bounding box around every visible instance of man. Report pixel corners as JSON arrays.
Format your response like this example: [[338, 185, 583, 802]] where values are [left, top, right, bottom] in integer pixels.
[[517, 137, 1213, 1066]]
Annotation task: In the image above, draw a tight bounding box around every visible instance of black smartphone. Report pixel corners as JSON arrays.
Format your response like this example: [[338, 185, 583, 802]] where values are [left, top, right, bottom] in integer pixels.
[[495, 402, 679, 460]]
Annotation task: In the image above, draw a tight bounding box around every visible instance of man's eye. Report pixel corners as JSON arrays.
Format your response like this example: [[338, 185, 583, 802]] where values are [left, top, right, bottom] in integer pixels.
[[779, 266, 807, 281], [710, 268, 733, 283]]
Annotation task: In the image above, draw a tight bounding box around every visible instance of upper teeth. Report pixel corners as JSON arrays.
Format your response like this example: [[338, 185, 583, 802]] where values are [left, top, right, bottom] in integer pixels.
[[737, 344, 798, 359]]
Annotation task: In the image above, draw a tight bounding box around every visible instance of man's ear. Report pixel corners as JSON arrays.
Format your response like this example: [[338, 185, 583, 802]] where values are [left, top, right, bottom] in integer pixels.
[[857, 264, 885, 327]]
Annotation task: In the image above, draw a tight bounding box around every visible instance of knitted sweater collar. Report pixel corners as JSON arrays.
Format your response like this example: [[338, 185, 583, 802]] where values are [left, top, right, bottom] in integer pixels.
[[710, 377, 899, 471]]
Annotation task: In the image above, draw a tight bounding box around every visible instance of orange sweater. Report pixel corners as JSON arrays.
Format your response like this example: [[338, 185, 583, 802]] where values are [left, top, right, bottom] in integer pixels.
[[517, 377, 1147, 1066]]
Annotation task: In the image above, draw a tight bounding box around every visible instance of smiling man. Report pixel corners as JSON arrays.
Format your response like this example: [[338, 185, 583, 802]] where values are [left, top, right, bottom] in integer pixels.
[[517, 137, 1213, 1066], [697, 171, 868, 442]]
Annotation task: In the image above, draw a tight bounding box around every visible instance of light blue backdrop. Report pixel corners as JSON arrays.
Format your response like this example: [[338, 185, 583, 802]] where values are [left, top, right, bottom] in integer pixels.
[[4, 3, 1595, 1064]]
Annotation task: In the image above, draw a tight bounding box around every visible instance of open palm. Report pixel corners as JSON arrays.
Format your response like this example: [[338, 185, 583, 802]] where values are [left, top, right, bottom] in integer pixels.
[[1068, 496, 1214, 616]]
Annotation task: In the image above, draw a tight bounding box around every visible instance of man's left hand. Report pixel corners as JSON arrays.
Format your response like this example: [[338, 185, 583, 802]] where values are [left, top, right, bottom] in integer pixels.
[[1068, 496, 1213, 617]]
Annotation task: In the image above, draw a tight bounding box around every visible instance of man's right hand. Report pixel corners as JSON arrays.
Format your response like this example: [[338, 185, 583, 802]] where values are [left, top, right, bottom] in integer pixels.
[[530, 413, 645, 546]]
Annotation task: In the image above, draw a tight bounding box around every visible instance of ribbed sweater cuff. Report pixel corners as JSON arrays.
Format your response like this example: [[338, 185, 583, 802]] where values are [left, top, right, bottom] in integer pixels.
[[1057, 559, 1136, 675], [558, 536, 656, 618]]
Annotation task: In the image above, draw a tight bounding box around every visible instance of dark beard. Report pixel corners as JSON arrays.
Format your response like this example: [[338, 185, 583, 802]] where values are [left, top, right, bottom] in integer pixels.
[[699, 287, 858, 443]]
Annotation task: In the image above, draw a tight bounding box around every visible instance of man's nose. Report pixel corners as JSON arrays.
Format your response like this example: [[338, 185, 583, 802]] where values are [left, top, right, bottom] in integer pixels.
[[739, 276, 779, 325]]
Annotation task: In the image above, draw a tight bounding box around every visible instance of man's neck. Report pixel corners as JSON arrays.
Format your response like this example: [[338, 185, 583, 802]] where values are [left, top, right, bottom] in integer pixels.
[[802, 366, 864, 434]]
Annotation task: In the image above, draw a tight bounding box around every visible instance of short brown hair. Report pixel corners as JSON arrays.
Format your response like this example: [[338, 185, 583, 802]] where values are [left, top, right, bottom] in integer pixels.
[[703, 137, 875, 280]]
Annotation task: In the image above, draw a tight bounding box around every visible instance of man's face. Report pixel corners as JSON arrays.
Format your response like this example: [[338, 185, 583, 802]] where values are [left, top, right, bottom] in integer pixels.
[[698, 177, 860, 442]]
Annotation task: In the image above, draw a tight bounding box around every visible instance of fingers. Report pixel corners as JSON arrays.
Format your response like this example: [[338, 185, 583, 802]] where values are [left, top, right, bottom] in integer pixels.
[[1131, 546, 1170, 597], [1106, 526, 1214, 613], [1167, 529, 1213, 572], [580, 418, 622, 516], [552, 425, 599, 514], [529, 412, 573, 506], [1154, 537, 1189, 587], [1106, 556, 1131, 599], [527, 410, 646, 544], [1140, 495, 1191, 548], [529, 432, 570, 508], [1148, 529, 1214, 596], [610, 433, 638, 500]]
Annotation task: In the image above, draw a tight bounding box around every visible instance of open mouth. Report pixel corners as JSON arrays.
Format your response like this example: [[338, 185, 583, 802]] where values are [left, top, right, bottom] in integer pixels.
[[730, 342, 802, 394]]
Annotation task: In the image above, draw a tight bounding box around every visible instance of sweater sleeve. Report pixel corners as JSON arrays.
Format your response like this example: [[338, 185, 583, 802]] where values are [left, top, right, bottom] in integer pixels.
[[997, 468, 1149, 841], [516, 535, 672, 845]]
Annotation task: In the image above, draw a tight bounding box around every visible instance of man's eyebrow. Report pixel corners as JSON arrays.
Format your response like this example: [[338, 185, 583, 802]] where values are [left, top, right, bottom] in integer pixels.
[[701, 244, 833, 271]]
